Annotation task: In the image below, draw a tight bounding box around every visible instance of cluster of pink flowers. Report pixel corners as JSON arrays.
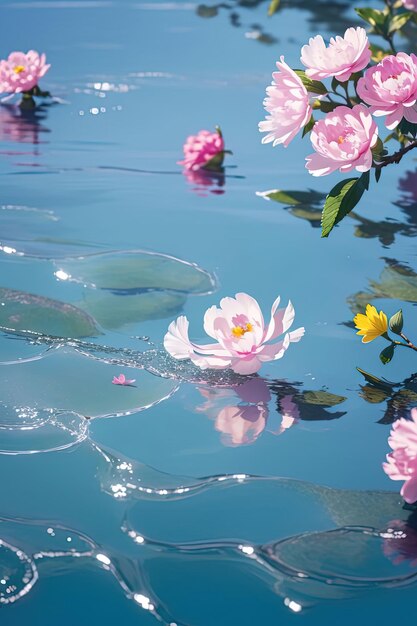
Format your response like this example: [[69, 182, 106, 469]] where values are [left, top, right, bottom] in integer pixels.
[[383, 408, 417, 504], [0, 50, 50, 94], [178, 128, 225, 172], [164, 292, 304, 375], [259, 26, 417, 177]]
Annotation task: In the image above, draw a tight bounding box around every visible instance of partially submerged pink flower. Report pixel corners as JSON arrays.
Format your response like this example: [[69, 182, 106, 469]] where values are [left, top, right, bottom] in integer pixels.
[[178, 128, 225, 171], [357, 52, 417, 129], [383, 408, 417, 504], [306, 104, 378, 176], [164, 292, 304, 375], [112, 373, 136, 386], [259, 56, 312, 147], [301, 27, 371, 82], [0, 50, 50, 94], [402, 0, 417, 10]]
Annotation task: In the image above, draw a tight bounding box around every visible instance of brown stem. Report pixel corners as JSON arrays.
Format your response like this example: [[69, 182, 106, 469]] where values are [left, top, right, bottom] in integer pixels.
[[375, 139, 417, 170], [398, 332, 417, 352]]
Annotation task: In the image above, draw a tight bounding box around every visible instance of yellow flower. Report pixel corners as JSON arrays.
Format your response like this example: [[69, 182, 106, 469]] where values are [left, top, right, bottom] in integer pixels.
[[354, 304, 388, 344]]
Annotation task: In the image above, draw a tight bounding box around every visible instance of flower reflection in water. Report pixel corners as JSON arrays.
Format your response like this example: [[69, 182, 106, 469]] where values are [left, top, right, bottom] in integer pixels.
[[182, 166, 226, 196], [197, 378, 301, 447], [383, 517, 417, 567], [0, 104, 50, 158]]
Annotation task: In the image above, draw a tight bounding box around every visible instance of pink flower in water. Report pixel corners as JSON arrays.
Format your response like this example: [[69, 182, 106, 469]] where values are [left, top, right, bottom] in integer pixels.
[[0, 51, 50, 94], [259, 56, 312, 147], [112, 373, 136, 386], [383, 408, 417, 504], [178, 128, 225, 171], [357, 53, 417, 129], [164, 293, 304, 375], [402, 0, 417, 10], [306, 104, 378, 176], [301, 27, 371, 82]]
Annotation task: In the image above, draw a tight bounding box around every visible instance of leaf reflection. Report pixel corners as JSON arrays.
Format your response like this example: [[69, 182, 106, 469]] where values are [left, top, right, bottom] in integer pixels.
[[357, 367, 417, 425]]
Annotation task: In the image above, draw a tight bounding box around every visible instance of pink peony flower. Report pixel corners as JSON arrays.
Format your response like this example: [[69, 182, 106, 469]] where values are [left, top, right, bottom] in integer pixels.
[[164, 292, 304, 375], [259, 56, 312, 147], [112, 373, 136, 386], [357, 53, 417, 129], [0, 51, 50, 94], [178, 129, 225, 171], [402, 0, 417, 9], [301, 27, 371, 82], [383, 408, 417, 504], [306, 104, 378, 176]]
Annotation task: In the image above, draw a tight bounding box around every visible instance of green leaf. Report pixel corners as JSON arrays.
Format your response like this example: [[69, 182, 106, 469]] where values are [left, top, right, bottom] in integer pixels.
[[0, 287, 100, 338], [389, 309, 403, 335], [54, 250, 216, 294], [388, 11, 413, 33], [375, 168, 382, 183], [293, 70, 327, 95], [267, 0, 280, 16], [317, 100, 340, 113], [380, 343, 395, 365], [355, 7, 388, 33], [321, 172, 370, 238], [398, 118, 417, 138], [256, 189, 325, 206], [302, 116, 315, 137], [302, 391, 347, 407], [356, 367, 396, 390]]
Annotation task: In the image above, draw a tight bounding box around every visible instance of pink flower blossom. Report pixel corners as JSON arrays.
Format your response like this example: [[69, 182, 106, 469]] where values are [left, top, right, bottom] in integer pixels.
[[164, 292, 304, 375], [306, 104, 378, 176], [301, 27, 371, 82], [0, 51, 50, 94], [178, 129, 225, 171], [259, 56, 312, 147], [357, 53, 417, 129], [383, 408, 417, 504], [402, 0, 417, 10], [112, 373, 136, 386]]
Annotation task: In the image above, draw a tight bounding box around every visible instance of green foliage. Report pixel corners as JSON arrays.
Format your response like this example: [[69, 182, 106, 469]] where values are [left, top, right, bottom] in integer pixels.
[[379, 343, 395, 365], [398, 118, 417, 138], [355, 7, 389, 35], [321, 172, 370, 238], [389, 309, 404, 335], [268, 0, 280, 16], [256, 188, 325, 206], [302, 116, 315, 137], [388, 11, 413, 34], [294, 70, 328, 95]]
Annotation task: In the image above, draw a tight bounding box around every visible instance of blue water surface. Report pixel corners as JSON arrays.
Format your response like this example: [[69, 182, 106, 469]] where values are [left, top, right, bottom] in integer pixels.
[[1, 1, 417, 624]]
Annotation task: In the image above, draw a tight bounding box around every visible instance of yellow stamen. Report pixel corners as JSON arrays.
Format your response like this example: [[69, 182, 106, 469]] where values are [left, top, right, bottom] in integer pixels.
[[13, 65, 25, 74], [231, 322, 253, 338], [337, 135, 345, 144]]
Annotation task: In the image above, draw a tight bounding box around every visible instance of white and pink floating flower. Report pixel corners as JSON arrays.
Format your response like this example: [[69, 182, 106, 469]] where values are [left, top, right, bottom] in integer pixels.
[[164, 292, 304, 375], [383, 408, 417, 504], [0, 50, 50, 94]]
